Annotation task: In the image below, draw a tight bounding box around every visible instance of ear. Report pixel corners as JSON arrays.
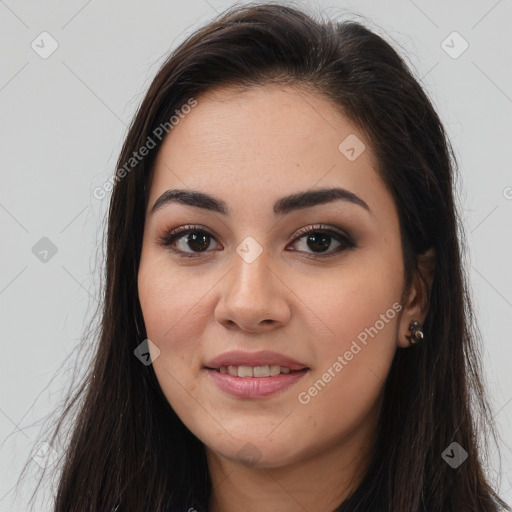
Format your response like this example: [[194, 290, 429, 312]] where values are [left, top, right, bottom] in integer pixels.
[[397, 247, 436, 348]]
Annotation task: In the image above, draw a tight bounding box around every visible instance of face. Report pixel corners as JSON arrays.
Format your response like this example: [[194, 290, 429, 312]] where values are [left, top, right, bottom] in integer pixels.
[[138, 84, 411, 470]]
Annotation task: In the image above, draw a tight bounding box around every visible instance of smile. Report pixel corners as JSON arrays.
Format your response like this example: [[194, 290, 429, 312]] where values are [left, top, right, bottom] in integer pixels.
[[213, 364, 302, 377], [204, 367, 309, 398]]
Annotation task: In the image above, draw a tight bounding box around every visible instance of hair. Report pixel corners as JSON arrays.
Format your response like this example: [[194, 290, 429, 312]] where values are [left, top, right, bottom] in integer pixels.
[[17, 1, 510, 511]]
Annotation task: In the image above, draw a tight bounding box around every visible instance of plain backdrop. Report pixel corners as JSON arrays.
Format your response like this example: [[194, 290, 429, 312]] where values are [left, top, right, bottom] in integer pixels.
[[0, 0, 511, 510]]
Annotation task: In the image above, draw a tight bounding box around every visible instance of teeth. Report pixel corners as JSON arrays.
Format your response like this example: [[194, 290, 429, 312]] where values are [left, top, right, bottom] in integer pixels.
[[253, 365, 270, 377], [269, 365, 282, 376], [218, 365, 296, 377], [237, 365, 253, 377]]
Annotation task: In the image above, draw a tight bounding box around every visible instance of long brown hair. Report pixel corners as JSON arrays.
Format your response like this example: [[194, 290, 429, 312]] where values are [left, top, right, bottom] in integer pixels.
[[18, 2, 510, 510]]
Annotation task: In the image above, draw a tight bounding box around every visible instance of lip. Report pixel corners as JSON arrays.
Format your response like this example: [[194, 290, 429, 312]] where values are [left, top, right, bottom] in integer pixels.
[[205, 367, 309, 398], [204, 350, 309, 371]]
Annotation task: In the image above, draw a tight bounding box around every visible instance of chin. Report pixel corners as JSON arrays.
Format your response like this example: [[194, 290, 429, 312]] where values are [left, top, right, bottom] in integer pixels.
[[202, 430, 303, 469]]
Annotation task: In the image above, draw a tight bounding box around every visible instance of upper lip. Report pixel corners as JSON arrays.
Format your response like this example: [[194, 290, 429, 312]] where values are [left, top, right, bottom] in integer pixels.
[[204, 350, 309, 371]]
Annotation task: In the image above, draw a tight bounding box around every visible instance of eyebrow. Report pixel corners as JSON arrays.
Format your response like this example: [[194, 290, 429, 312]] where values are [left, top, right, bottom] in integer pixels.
[[151, 187, 371, 216]]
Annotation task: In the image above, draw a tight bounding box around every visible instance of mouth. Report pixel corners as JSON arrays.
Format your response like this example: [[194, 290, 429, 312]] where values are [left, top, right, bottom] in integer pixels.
[[204, 364, 309, 377], [204, 365, 310, 398]]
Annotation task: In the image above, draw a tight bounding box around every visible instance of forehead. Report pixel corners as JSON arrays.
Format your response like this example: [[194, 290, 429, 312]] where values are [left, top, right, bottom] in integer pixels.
[[149, 84, 385, 214]]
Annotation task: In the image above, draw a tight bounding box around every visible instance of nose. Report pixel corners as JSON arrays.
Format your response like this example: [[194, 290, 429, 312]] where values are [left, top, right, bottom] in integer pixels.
[[214, 250, 292, 334]]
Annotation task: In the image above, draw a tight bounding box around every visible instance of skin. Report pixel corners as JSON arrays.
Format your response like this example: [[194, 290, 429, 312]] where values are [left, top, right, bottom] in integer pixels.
[[137, 84, 434, 512]]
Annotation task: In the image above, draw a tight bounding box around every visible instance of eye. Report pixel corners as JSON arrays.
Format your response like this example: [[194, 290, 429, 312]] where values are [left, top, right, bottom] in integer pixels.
[[157, 224, 220, 258], [157, 223, 355, 259], [288, 223, 355, 258]]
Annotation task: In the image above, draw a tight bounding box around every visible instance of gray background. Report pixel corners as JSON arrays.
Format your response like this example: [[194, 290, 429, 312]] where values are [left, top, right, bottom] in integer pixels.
[[1, 0, 511, 510]]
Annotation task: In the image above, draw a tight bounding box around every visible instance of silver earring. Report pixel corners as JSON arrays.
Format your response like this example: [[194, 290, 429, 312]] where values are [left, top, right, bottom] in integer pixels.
[[408, 320, 424, 345]]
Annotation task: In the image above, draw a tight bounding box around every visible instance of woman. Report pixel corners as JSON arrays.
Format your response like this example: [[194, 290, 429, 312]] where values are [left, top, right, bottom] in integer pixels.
[[24, 2, 510, 511]]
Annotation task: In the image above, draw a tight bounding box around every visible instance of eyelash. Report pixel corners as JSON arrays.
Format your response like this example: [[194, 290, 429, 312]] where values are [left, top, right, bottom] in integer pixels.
[[156, 223, 356, 259]]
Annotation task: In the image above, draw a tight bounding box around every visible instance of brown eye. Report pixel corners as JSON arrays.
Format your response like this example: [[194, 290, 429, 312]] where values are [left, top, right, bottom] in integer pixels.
[[301, 231, 333, 253], [180, 231, 211, 252], [157, 226, 221, 257], [158, 223, 355, 259], [289, 224, 355, 258]]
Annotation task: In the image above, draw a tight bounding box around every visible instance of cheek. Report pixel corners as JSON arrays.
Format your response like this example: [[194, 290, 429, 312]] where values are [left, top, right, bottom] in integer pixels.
[[138, 251, 210, 344], [303, 252, 402, 348], [138, 258, 212, 416], [295, 252, 402, 415]]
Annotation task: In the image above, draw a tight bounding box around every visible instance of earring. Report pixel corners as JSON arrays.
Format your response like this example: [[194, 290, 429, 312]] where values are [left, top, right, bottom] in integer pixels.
[[408, 320, 424, 345]]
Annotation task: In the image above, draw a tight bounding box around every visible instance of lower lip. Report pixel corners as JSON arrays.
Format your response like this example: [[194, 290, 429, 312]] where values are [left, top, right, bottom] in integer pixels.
[[204, 368, 309, 398]]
